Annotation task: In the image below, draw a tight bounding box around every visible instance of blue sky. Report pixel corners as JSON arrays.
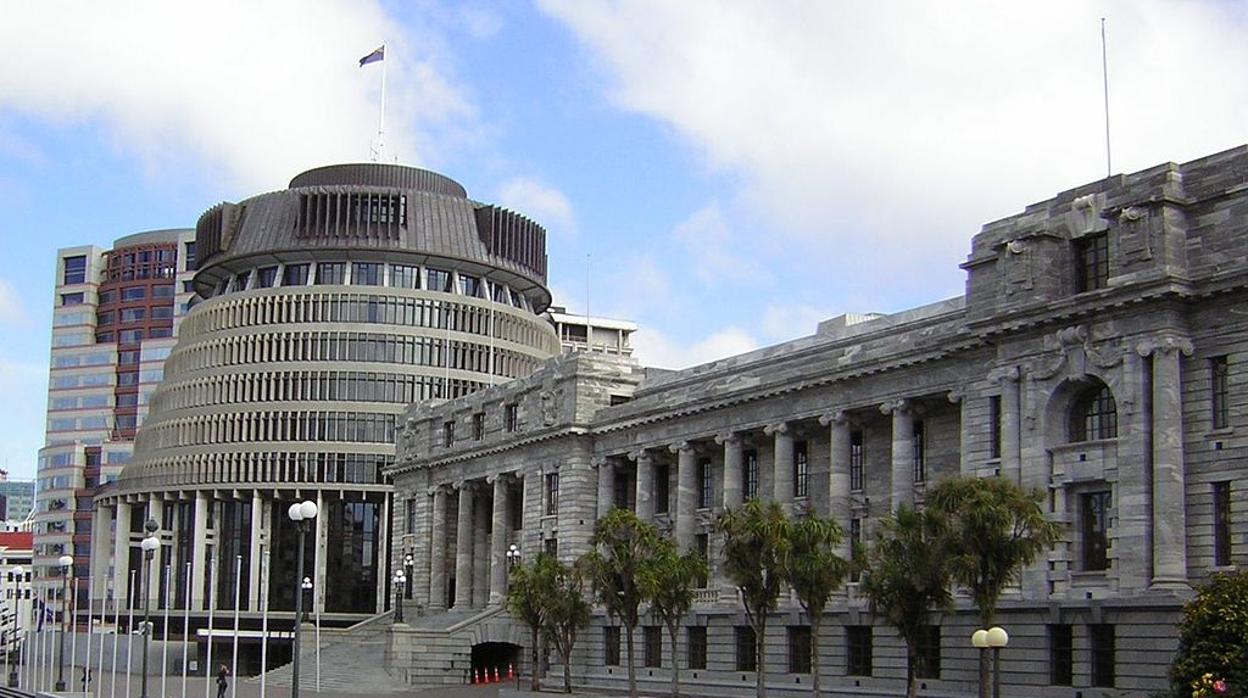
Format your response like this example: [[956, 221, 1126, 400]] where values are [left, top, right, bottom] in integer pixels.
[[1, 0, 1246, 478]]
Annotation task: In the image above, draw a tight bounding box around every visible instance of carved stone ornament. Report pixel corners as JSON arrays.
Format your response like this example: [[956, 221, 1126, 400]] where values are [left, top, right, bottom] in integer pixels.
[[539, 389, 561, 426], [1028, 325, 1125, 382], [818, 409, 852, 426], [1135, 335, 1194, 358], [879, 398, 909, 415]]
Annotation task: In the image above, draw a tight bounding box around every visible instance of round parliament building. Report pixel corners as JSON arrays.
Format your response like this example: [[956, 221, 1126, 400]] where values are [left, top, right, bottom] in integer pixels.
[[89, 164, 559, 638]]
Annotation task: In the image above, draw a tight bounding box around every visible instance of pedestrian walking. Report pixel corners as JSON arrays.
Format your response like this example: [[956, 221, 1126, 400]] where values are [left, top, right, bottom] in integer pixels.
[[215, 664, 229, 698]]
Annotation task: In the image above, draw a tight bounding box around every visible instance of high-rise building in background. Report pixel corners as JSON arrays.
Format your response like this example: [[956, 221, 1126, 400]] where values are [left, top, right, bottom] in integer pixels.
[[0, 476, 36, 526], [545, 305, 635, 356], [35, 229, 196, 598]]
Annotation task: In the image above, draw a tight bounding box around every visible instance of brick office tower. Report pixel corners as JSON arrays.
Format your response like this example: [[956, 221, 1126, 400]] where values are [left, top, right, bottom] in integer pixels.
[[90, 164, 559, 649], [36, 229, 196, 602]]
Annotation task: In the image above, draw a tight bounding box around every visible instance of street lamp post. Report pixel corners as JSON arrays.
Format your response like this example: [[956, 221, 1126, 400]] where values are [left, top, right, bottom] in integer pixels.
[[971, 629, 989, 698], [139, 519, 160, 698], [55, 555, 73, 691], [8, 565, 23, 688], [288, 500, 318, 698], [986, 626, 1009, 698], [505, 545, 521, 690], [392, 572, 406, 623], [402, 554, 413, 600], [301, 578, 313, 622]]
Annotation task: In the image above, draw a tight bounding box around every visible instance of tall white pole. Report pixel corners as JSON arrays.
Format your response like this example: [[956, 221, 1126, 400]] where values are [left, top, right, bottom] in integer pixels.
[[315, 595, 321, 692], [378, 41, 387, 161], [110, 584, 119, 698], [205, 556, 216, 698], [231, 555, 241, 698], [71, 578, 79, 689], [96, 589, 107, 698], [182, 561, 191, 698], [126, 570, 136, 698], [85, 577, 93, 695], [259, 548, 269, 698], [1101, 17, 1112, 177], [163, 564, 171, 698]]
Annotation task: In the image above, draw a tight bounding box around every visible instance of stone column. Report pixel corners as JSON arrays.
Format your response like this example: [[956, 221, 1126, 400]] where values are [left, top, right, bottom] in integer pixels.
[[191, 493, 207, 610], [248, 493, 263, 612], [489, 474, 510, 605], [995, 367, 1022, 484], [716, 433, 743, 509], [90, 504, 112, 602], [111, 501, 130, 609], [428, 486, 449, 610], [1143, 337, 1192, 587], [472, 489, 490, 608], [882, 399, 914, 510], [314, 490, 326, 614], [946, 389, 971, 476], [633, 451, 654, 522], [595, 457, 614, 518], [671, 442, 697, 551], [765, 422, 794, 508], [821, 411, 853, 557], [453, 482, 475, 609]]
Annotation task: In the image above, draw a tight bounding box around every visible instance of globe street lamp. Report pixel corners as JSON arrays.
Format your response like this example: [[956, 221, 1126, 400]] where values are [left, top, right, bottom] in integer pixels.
[[139, 519, 160, 698], [971, 629, 989, 698], [402, 554, 414, 600], [391, 572, 406, 623], [986, 626, 1009, 698], [288, 500, 318, 698], [55, 554, 74, 690], [8, 564, 23, 687], [505, 544, 520, 571], [300, 578, 313, 622]]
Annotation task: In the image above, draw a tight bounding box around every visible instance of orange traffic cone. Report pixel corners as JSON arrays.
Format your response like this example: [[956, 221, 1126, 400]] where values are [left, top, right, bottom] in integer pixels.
[[507, 663, 514, 679], [492, 667, 499, 683]]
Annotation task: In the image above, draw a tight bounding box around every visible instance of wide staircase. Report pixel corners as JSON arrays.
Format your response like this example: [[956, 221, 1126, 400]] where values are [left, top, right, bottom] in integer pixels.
[[254, 611, 410, 694]]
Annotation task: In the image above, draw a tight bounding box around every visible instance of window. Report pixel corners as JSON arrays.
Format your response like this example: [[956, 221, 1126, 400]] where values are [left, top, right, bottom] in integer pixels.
[[989, 395, 1002, 459], [1049, 624, 1073, 686], [390, 264, 419, 289], [643, 626, 662, 668], [352, 262, 382, 286], [63, 255, 87, 285], [1081, 491, 1111, 571], [255, 267, 278, 289], [458, 274, 482, 297], [1074, 233, 1109, 293], [1089, 624, 1115, 688], [915, 625, 940, 679], [120, 307, 146, 322], [472, 412, 485, 440], [121, 286, 146, 301], [912, 420, 926, 483], [1212, 356, 1229, 429], [119, 350, 140, 365], [149, 327, 171, 338], [654, 464, 670, 514], [687, 627, 707, 670], [795, 440, 809, 498], [788, 626, 812, 674], [603, 627, 620, 666], [544, 537, 558, 557], [118, 329, 143, 344], [184, 242, 196, 271], [850, 518, 862, 582], [694, 534, 709, 588], [545, 473, 559, 516], [316, 262, 345, 285], [442, 421, 455, 447], [735, 626, 756, 672], [744, 449, 759, 500], [846, 626, 872, 676], [696, 458, 712, 508], [151, 306, 173, 319], [283, 263, 310, 286], [1214, 481, 1232, 566], [1069, 384, 1117, 442], [61, 292, 85, 306], [504, 404, 518, 432], [96, 311, 114, 325], [231, 271, 250, 291], [406, 498, 418, 534], [849, 430, 864, 491], [427, 268, 452, 292]]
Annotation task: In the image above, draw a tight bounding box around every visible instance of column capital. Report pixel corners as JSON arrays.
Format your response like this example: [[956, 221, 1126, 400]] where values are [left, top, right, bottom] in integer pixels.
[[879, 398, 911, 416], [453, 479, 479, 493], [1135, 334, 1194, 358], [818, 409, 852, 426], [629, 449, 652, 463], [714, 431, 741, 446], [946, 388, 965, 404], [485, 471, 515, 485], [763, 422, 790, 436], [590, 456, 610, 469], [987, 365, 1020, 384], [668, 440, 694, 454]]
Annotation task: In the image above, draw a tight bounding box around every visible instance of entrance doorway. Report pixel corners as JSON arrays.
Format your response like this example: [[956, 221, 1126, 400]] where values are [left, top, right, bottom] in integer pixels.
[[471, 642, 521, 682]]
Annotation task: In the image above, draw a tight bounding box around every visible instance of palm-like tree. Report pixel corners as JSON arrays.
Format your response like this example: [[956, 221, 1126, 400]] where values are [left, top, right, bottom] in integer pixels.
[[858, 505, 952, 698], [639, 537, 707, 697], [581, 508, 662, 698], [545, 558, 592, 693], [718, 499, 790, 698], [926, 476, 1061, 698], [783, 514, 848, 698], [506, 553, 558, 691]]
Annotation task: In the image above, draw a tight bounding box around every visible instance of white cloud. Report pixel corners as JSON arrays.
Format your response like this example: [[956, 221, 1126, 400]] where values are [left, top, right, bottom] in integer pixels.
[[631, 326, 759, 370], [672, 202, 765, 285], [539, 0, 1248, 293], [0, 279, 26, 325], [0, 2, 480, 192], [497, 177, 577, 236]]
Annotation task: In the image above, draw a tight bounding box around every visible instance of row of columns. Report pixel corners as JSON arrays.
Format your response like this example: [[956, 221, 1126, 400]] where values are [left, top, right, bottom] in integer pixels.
[[427, 473, 518, 612]]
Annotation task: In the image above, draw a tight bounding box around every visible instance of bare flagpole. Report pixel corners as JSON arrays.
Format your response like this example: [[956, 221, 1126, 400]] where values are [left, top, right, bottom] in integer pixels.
[[1101, 17, 1112, 177], [260, 548, 269, 698], [85, 577, 93, 696], [181, 561, 191, 698], [231, 556, 242, 698], [378, 41, 387, 161], [125, 571, 135, 698], [162, 564, 171, 698]]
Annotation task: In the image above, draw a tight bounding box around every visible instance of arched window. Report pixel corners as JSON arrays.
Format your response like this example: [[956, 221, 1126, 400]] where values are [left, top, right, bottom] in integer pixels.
[[1069, 384, 1118, 442]]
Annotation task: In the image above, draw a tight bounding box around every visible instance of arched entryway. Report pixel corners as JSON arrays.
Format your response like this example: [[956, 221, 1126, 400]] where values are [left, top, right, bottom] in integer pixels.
[[471, 642, 522, 682]]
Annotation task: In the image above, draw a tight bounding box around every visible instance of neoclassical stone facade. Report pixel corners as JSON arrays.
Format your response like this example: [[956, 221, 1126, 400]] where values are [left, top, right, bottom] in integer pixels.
[[387, 145, 1248, 696]]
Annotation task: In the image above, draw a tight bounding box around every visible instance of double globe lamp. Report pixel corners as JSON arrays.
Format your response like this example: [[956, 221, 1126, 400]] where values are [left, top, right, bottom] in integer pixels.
[[287, 501, 318, 698], [971, 626, 1009, 698]]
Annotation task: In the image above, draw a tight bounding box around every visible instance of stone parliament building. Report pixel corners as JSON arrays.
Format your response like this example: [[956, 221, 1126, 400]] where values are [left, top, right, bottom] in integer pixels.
[[387, 145, 1247, 696]]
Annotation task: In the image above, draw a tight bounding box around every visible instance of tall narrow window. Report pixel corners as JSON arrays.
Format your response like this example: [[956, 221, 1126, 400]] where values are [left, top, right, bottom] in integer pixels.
[[697, 458, 713, 509], [405, 498, 418, 534], [315, 262, 345, 285], [744, 449, 759, 501], [687, 627, 707, 670], [504, 404, 518, 432], [1074, 233, 1109, 293], [63, 255, 87, 285], [352, 262, 382, 286], [1211, 356, 1229, 430], [788, 626, 812, 674], [643, 626, 662, 668], [1081, 491, 1111, 571], [989, 395, 1002, 459], [915, 625, 941, 679], [1214, 481, 1232, 566], [1049, 624, 1073, 686], [850, 518, 862, 582], [442, 421, 455, 447], [735, 626, 756, 672], [1070, 384, 1118, 442], [794, 440, 809, 498], [544, 473, 559, 516], [1090, 624, 1115, 688], [654, 464, 671, 514], [912, 420, 926, 483], [603, 627, 620, 666], [849, 430, 864, 491], [846, 626, 872, 676], [472, 412, 485, 440], [282, 263, 310, 287]]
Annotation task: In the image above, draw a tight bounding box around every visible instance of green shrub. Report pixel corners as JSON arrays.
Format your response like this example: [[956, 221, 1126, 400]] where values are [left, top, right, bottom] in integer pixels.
[[1170, 570, 1248, 697]]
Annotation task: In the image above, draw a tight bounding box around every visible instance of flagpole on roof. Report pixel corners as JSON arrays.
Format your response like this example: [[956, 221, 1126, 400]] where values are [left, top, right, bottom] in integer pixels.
[[379, 41, 387, 162]]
